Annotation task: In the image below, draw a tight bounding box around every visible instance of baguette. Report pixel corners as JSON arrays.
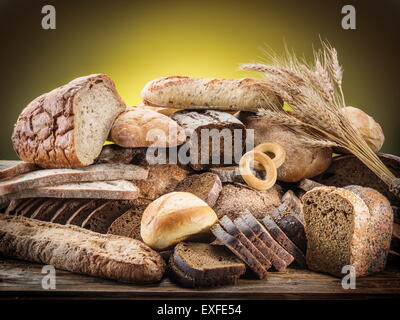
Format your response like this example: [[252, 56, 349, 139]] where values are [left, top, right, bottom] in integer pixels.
[[142, 76, 281, 112], [0, 215, 166, 283]]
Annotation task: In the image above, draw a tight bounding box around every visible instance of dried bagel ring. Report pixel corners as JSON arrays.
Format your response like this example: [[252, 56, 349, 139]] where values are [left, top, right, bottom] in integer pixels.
[[253, 142, 286, 170], [239, 151, 277, 190]]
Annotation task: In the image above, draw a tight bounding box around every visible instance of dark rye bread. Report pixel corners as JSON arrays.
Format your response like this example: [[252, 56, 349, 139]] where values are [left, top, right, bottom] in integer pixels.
[[171, 110, 246, 171], [213, 183, 282, 221], [173, 242, 246, 280], [95, 144, 138, 164], [211, 223, 268, 279], [314, 153, 400, 205], [82, 200, 133, 233], [20, 198, 47, 217], [219, 216, 271, 270], [51, 199, 89, 224], [175, 173, 222, 207], [241, 213, 296, 267], [234, 216, 289, 271], [168, 256, 240, 288], [262, 216, 307, 268], [5, 199, 28, 215], [0, 161, 38, 180], [66, 200, 106, 226], [30, 199, 66, 221], [13, 199, 38, 216], [107, 199, 152, 240]]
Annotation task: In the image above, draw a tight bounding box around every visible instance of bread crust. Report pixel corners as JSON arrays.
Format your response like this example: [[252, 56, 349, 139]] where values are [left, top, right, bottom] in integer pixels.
[[0, 161, 38, 180], [12, 74, 125, 168], [0, 215, 165, 283]]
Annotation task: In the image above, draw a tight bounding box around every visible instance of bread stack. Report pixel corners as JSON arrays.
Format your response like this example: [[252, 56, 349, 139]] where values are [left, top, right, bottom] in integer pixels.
[[0, 72, 398, 288]]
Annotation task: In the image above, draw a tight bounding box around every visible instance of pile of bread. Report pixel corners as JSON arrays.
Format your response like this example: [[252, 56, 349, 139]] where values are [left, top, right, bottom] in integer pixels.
[[0, 73, 398, 287]]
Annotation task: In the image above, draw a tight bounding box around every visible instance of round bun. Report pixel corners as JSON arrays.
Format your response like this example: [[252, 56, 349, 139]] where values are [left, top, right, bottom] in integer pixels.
[[140, 192, 218, 250]]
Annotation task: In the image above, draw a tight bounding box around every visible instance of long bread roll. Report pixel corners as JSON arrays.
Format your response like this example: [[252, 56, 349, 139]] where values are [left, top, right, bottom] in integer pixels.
[[141, 76, 281, 112], [0, 215, 166, 283]]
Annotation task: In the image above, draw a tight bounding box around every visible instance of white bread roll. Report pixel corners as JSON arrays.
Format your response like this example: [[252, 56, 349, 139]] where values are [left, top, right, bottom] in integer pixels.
[[140, 192, 218, 250]]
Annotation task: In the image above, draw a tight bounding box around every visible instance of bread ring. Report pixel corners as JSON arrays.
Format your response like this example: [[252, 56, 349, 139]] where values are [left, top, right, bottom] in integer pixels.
[[239, 151, 277, 190], [253, 142, 286, 170]]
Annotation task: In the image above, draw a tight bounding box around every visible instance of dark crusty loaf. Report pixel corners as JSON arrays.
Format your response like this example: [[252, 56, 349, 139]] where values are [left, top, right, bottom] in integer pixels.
[[66, 200, 106, 226], [175, 173, 222, 207], [0, 215, 165, 283], [12, 74, 126, 169], [213, 183, 282, 221], [262, 215, 306, 268], [171, 110, 246, 171], [211, 222, 268, 279], [0, 161, 38, 180], [51, 199, 88, 224], [303, 186, 393, 277]]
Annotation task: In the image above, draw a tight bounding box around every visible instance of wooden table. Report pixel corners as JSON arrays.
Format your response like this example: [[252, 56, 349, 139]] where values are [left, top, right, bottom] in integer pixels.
[[1, 258, 399, 300]]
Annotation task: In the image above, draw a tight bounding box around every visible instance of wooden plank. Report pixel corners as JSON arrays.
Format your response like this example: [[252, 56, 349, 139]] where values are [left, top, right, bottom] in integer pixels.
[[0, 259, 399, 299]]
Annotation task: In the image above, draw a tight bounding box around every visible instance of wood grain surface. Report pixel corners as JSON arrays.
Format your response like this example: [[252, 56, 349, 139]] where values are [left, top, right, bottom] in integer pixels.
[[0, 258, 399, 300]]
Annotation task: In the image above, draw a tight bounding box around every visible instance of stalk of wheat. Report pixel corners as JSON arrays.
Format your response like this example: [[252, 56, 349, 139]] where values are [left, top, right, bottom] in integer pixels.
[[240, 42, 400, 197]]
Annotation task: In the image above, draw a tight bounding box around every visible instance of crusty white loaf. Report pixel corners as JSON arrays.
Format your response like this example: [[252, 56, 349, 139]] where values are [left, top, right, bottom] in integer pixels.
[[141, 192, 218, 250]]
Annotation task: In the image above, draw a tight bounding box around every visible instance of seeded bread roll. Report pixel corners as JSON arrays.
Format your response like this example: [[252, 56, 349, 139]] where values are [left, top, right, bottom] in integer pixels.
[[12, 74, 125, 168], [303, 186, 393, 277], [141, 192, 218, 250]]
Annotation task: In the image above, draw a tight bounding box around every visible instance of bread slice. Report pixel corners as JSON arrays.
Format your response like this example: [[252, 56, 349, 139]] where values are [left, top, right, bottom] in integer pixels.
[[95, 144, 138, 164], [51, 199, 89, 224], [66, 200, 106, 226], [0, 161, 38, 180], [5, 199, 27, 215], [19, 198, 47, 218], [240, 212, 296, 267], [30, 199, 66, 221], [82, 200, 134, 233], [3, 180, 141, 202], [12, 74, 126, 169], [211, 223, 268, 279], [175, 173, 222, 207], [0, 163, 147, 197], [0, 215, 165, 283], [13, 199, 38, 216], [262, 216, 306, 268], [303, 186, 393, 277], [173, 242, 246, 280]]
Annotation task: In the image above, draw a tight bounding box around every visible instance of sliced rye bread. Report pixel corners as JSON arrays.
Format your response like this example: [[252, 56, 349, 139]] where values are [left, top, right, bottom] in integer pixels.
[[5, 199, 28, 215], [13, 199, 38, 216], [66, 200, 106, 226], [107, 199, 151, 240], [168, 256, 240, 288], [233, 216, 289, 271], [262, 215, 307, 268], [172, 242, 246, 280], [175, 173, 222, 207], [30, 199, 67, 221], [50, 199, 89, 224], [281, 190, 304, 222], [19, 198, 48, 218], [82, 200, 134, 233], [211, 223, 268, 279], [219, 215, 271, 270], [270, 202, 307, 253], [0, 160, 38, 180], [240, 213, 296, 267]]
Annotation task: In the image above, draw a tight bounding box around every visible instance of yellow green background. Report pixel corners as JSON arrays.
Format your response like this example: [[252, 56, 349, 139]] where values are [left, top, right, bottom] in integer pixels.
[[0, 0, 399, 159]]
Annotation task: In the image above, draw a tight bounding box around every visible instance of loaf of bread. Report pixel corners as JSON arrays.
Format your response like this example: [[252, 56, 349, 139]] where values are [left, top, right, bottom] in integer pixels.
[[142, 76, 281, 112], [0, 215, 165, 283], [303, 186, 393, 277], [110, 107, 186, 148], [238, 112, 332, 182], [140, 192, 218, 250], [12, 74, 125, 168]]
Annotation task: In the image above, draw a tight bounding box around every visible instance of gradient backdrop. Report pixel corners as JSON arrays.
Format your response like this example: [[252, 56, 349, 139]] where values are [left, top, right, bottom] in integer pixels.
[[0, 0, 399, 159]]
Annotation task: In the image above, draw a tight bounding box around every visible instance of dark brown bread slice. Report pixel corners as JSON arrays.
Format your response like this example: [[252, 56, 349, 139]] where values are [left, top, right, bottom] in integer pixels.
[[241, 213, 296, 267], [219, 216, 271, 270], [262, 216, 307, 268], [271, 202, 307, 253], [209, 166, 242, 183], [107, 199, 151, 240], [211, 223, 268, 279], [234, 216, 289, 271], [95, 144, 138, 164], [82, 200, 133, 233], [13, 199, 39, 216], [168, 256, 240, 288], [173, 242, 246, 280], [30, 199, 66, 221], [50, 199, 89, 224], [19, 198, 47, 217], [66, 200, 105, 226], [175, 173, 222, 207], [5, 199, 28, 215], [0, 161, 38, 180]]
